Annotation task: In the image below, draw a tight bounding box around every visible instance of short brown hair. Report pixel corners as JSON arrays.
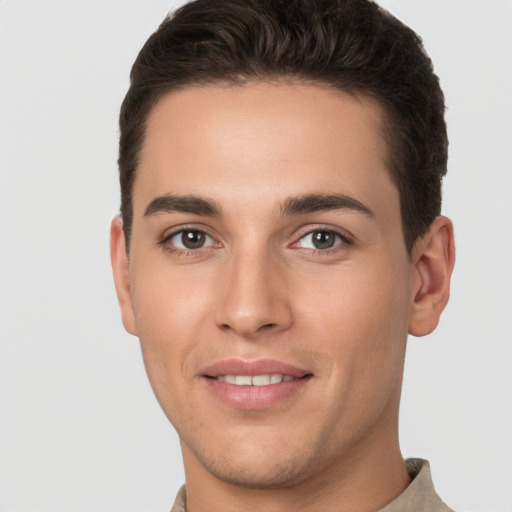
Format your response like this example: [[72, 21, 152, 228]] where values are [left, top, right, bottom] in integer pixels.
[[118, 0, 447, 252]]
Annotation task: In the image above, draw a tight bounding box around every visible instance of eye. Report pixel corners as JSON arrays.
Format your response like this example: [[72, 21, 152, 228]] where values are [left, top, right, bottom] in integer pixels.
[[167, 229, 216, 250], [298, 230, 346, 250]]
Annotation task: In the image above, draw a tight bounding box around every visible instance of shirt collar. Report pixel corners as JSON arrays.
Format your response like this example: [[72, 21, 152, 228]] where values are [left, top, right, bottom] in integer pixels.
[[378, 458, 453, 511]]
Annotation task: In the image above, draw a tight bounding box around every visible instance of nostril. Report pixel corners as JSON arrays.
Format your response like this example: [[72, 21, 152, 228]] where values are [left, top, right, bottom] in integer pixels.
[[219, 322, 276, 335]]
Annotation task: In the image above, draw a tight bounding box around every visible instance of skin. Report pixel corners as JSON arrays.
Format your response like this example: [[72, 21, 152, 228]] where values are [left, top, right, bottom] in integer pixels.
[[111, 82, 455, 512]]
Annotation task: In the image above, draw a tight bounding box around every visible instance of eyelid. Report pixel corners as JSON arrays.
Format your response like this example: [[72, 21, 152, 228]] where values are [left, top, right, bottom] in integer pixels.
[[161, 223, 213, 240], [296, 224, 353, 242]]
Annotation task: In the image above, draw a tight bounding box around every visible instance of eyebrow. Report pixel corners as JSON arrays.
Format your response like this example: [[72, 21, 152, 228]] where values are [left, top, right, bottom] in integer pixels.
[[144, 194, 222, 217], [281, 193, 375, 218], [143, 192, 374, 219]]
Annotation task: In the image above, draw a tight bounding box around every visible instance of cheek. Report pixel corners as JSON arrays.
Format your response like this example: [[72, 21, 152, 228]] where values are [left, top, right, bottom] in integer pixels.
[[128, 262, 213, 402], [130, 256, 213, 342], [298, 259, 410, 387]]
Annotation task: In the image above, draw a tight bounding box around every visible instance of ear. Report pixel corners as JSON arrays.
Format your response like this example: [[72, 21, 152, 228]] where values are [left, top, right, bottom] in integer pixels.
[[110, 217, 138, 336], [408, 216, 455, 337]]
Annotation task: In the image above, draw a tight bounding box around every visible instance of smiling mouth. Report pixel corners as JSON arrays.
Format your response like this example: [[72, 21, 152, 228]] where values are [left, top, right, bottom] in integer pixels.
[[211, 374, 300, 386], [202, 362, 313, 408]]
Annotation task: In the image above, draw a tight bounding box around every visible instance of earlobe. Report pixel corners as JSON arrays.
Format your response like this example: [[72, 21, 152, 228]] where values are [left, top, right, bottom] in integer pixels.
[[408, 216, 455, 337], [110, 217, 138, 336]]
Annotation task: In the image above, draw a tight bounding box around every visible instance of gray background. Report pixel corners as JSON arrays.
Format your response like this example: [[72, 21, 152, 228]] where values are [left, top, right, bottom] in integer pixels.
[[0, 1, 511, 510]]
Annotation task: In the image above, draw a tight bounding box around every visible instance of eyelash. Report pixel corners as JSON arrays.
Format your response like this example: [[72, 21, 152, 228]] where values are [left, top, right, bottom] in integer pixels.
[[292, 226, 353, 254], [159, 226, 219, 256], [159, 226, 353, 256]]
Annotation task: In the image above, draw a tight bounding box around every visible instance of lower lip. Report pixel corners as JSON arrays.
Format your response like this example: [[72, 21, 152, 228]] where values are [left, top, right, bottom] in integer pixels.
[[202, 376, 312, 410]]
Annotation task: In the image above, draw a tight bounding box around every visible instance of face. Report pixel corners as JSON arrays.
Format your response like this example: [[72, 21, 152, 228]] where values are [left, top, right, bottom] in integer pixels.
[[113, 82, 421, 488]]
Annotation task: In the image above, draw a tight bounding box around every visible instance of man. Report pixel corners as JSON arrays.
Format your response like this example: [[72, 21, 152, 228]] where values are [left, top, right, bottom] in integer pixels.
[[110, 0, 455, 510]]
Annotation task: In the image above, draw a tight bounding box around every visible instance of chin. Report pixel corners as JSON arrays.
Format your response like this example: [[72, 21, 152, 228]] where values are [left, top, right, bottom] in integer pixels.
[[184, 430, 323, 489], [199, 451, 316, 489]]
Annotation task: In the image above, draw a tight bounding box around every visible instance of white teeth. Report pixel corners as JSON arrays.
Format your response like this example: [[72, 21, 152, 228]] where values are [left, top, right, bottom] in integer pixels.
[[252, 374, 271, 386], [215, 374, 297, 386], [235, 375, 252, 386]]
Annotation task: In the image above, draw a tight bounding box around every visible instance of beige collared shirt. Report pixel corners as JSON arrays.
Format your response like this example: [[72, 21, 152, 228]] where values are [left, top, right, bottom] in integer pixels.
[[170, 458, 454, 512]]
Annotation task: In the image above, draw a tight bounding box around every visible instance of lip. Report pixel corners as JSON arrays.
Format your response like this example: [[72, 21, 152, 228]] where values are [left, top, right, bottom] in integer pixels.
[[200, 358, 310, 378], [199, 358, 313, 410]]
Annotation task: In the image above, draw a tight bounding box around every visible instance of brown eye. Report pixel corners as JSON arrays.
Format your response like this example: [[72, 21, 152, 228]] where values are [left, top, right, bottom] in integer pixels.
[[168, 230, 214, 250], [311, 231, 336, 249], [299, 230, 345, 250], [181, 231, 206, 249]]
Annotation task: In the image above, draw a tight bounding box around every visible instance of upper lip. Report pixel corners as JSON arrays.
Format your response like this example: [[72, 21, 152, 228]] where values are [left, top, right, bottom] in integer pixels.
[[200, 359, 311, 378]]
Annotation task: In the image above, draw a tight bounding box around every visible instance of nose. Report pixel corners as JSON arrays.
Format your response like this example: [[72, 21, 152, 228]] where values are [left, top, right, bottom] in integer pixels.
[[214, 248, 293, 339]]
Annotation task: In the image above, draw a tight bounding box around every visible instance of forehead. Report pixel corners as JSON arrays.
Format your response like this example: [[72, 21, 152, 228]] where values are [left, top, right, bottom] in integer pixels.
[[135, 82, 397, 219]]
